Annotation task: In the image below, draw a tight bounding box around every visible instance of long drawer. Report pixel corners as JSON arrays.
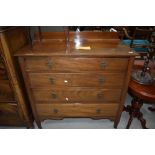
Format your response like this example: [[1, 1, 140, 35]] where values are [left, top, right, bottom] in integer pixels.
[[32, 88, 122, 103], [25, 57, 128, 72], [28, 72, 125, 88], [36, 103, 119, 119]]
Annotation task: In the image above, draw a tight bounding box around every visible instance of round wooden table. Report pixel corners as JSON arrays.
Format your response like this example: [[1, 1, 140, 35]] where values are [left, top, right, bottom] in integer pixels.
[[124, 60, 155, 129]]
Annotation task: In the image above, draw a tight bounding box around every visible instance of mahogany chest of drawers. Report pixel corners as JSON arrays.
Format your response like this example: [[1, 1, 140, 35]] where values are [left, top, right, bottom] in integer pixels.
[[15, 31, 136, 128]]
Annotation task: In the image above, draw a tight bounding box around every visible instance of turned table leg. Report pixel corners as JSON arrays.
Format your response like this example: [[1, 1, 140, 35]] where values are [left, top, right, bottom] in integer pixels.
[[124, 97, 147, 129], [138, 112, 147, 129], [126, 113, 134, 129]]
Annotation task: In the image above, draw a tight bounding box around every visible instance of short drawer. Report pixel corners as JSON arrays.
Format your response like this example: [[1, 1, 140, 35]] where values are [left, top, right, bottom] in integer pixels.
[[36, 103, 119, 118], [28, 72, 125, 88], [32, 88, 122, 103], [25, 57, 128, 72]]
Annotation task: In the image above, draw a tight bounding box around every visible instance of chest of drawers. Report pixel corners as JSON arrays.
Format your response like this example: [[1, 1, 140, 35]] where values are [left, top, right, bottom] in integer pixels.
[[15, 31, 136, 128], [0, 27, 33, 128]]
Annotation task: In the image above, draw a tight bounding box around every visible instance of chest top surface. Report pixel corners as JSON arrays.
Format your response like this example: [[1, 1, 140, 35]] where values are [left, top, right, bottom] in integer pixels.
[[14, 31, 137, 57]]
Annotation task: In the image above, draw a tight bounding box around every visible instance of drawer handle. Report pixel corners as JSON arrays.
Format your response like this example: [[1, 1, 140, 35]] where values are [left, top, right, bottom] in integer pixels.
[[100, 62, 107, 69], [53, 109, 59, 114], [99, 77, 105, 84], [49, 78, 54, 84], [96, 109, 101, 114], [46, 59, 53, 69], [97, 93, 104, 100], [51, 93, 57, 99]]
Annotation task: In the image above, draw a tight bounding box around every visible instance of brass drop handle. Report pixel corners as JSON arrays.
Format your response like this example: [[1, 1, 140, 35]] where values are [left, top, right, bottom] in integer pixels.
[[53, 109, 59, 114], [100, 61, 107, 69], [46, 59, 53, 69], [97, 92, 104, 100], [49, 78, 54, 84], [51, 93, 57, 99], [96, 109, 101, 114], [99, 77, 105, 84]]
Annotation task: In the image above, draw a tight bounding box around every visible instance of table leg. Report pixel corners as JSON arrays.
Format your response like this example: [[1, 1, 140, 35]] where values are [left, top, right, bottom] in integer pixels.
[[124, 97, 147, 129], [138, 112, 147, 129], [126, 113, 134, 129]]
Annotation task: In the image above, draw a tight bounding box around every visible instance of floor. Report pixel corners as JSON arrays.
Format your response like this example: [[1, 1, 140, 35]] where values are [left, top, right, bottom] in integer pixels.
[[1, 94, 155, 129]]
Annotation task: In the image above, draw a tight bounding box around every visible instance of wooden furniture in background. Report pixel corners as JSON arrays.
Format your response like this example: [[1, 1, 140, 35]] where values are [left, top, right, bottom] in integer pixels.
[[124, 60, 155, 129], [0, 27, 33, 128], [15, 31, 136, 128], [122, 27, 154, 59]]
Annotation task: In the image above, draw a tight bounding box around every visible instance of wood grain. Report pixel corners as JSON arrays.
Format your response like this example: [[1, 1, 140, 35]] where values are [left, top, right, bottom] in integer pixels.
[[36, 103, 119, 119], [32, 88, 122, 103], [0, 103, 18, 116], [25, 57, 129, 72], [28, 72, 125, 88], [0, 80, 15, 102]]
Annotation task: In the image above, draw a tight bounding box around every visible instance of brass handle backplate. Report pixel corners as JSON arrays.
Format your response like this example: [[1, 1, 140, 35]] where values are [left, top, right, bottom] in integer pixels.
[[99, 77, 105, 84], [96, 109, 101, 114], [100, 62, 107, 69], [53, 109, 59, 114], [46, 59, 53, 69], [49, 78, 54, 84], [51, 93, 57, 99]]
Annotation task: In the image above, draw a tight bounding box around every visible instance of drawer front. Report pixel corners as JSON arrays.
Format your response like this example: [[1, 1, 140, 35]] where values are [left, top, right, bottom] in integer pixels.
[[36, 103, 119, 118], [25, 57, 128, 72], [0, 103, 18, 117], [0, 80, 15, 102], [32, 88, 122, 103], [0, 56, 8, 80], [0, 56, 15, 102], [28, 73, 125, 88]]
